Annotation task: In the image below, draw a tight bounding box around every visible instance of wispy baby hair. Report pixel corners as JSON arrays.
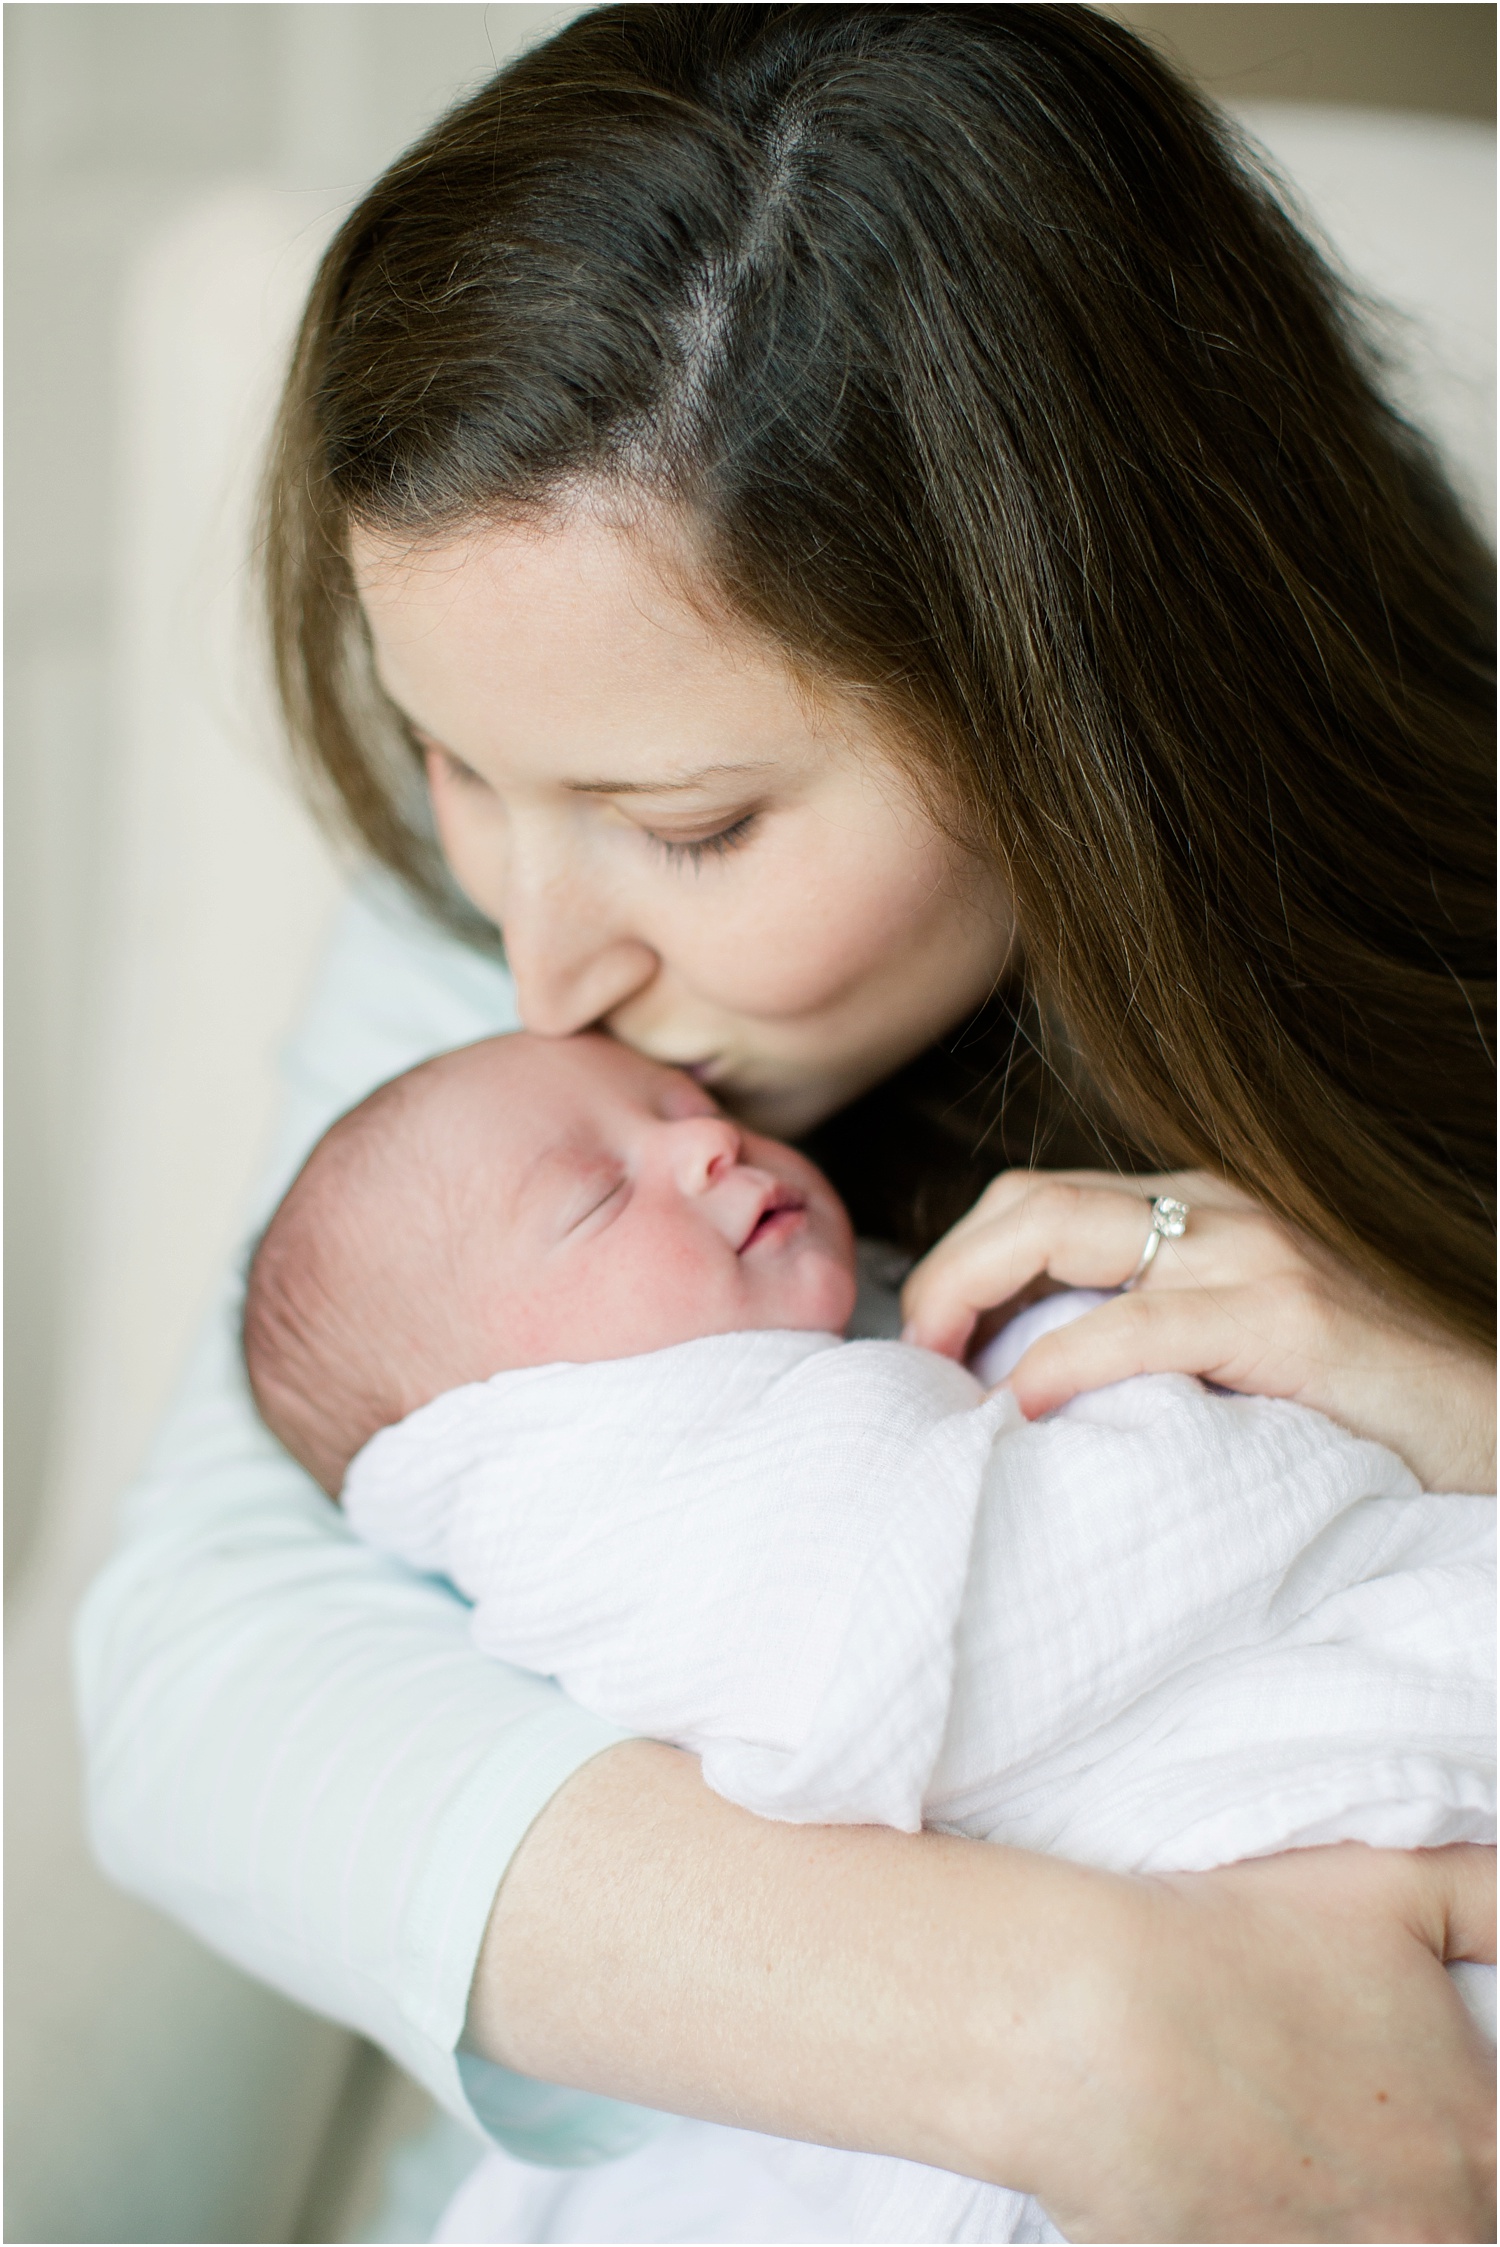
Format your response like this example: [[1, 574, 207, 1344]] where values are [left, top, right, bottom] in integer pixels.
[[243, 1068, 443, 1494], [241, 1042, 509, 1500]]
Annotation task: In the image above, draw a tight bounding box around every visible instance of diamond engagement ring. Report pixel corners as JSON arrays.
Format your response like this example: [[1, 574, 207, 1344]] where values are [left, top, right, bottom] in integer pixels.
[[1122, 1194, 1190, 1289]]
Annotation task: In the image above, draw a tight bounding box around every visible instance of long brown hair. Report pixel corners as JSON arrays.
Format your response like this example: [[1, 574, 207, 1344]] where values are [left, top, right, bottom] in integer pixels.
[[264, 3, 1494, 1343]]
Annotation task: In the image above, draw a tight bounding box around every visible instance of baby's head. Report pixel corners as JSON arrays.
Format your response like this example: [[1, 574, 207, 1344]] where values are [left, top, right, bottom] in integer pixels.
[[244, 1032, 857, 1494]]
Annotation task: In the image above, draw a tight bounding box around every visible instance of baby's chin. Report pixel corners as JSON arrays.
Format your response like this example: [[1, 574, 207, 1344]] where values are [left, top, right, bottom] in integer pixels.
[[746, 1241, 859, 1337]]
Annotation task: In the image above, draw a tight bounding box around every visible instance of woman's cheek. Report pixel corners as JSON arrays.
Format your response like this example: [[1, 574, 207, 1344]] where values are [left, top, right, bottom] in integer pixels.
[[430, 779, 507, 924], [656, 842, 987, 1019]]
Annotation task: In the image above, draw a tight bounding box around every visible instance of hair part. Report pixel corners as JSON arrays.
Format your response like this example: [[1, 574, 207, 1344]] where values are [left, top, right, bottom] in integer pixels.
[[263, 2, 1494, 1344]]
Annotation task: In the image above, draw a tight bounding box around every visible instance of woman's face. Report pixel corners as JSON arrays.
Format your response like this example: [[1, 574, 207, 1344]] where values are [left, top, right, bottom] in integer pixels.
[[352, 510, 1013, 1137]]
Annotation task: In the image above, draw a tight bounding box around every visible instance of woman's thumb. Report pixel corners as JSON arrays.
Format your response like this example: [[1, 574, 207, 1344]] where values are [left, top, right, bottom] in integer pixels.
[[1425, 1844, 1497, 1964]]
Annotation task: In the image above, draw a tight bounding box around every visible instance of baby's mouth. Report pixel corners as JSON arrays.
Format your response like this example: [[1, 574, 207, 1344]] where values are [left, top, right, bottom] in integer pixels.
[[739, 1182, 807, 1253]]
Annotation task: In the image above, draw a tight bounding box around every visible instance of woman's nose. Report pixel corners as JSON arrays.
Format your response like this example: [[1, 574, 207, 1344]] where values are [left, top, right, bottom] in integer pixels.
[[660, 1114, 744, 1194], [500, 855, 658, 1038]]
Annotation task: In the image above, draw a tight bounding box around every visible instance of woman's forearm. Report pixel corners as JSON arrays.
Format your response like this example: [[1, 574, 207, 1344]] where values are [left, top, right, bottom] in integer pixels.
[[472, 1742, 1497, 2242], [471, 1739, 1071, 2181]]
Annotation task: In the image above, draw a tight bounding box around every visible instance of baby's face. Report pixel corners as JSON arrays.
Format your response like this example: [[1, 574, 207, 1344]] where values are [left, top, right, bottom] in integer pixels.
[[450, 1032, 858, 1367]]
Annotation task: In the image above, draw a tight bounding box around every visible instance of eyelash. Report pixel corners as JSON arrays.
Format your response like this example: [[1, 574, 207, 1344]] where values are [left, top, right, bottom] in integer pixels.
[[573, 1173, 628, 1234], [644, 815, 758, 867], [429, 748, 759, 867]]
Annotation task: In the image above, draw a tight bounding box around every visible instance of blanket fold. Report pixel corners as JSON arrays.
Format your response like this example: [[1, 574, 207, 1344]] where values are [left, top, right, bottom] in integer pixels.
[[345, 1299, 1495, 2244]]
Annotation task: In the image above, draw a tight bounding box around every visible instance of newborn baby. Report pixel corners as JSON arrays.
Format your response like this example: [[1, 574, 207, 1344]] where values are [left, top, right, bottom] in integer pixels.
[[244, 1029, 859, 1495], [244, 1031, 1495, 2247]]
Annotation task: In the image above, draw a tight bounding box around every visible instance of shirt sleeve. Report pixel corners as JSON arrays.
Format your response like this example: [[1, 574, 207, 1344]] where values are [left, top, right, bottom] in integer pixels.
[[72, 873, 667, 2165]]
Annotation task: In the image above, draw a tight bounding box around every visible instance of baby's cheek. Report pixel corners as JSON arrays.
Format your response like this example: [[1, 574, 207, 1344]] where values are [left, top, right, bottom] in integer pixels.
[[766, 1251, 858, 1335], [816, 1255, 860, 1334], [730, 1224, 853, 1336], [484, 1259, 681, 1369], [582, 1235, 744, 1356]]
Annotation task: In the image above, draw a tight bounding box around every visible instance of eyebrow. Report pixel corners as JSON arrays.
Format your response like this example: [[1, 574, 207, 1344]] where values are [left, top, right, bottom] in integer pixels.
[[411, 713, 775, 798], [563, 762, 773, 796]]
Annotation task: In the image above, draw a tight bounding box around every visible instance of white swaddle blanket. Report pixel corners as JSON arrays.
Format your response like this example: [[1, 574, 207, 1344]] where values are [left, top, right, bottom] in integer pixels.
[[344, 1296, 1495, 2243]]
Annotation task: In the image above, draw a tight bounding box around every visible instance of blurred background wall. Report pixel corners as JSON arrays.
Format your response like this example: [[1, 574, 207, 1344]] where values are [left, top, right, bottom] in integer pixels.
[[6, 0, 574, 1595], [1114, 2, 1495, 117], [5, 7, 1494, 2243]]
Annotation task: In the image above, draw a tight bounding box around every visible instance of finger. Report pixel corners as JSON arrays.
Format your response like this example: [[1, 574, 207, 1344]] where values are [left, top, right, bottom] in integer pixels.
[[902, 1184, 1180, 1354], [1122, 1169, 1262, 1215], [1003, 1284, 1312, 1417], [921, 1169, 1056, 1254], [1425, 1844, 1498, 1966], [955, 1168, 1258, 1224], [921, 1167, 1174, 1253], [919, 1173, 1259, 1301]]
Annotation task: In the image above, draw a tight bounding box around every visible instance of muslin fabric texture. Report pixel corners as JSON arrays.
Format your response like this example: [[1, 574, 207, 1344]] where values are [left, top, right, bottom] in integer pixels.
[[345, 1313, 1494, 1870], [346, 1300, 1495, 2243]]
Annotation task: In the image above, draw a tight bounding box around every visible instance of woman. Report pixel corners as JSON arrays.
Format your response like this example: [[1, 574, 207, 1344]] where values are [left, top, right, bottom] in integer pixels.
[[79, 6, 1494, 2239]]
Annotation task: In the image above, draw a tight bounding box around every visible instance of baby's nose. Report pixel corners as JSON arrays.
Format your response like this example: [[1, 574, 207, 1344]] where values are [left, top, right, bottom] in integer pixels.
[[664, 1114, 743, 1193]]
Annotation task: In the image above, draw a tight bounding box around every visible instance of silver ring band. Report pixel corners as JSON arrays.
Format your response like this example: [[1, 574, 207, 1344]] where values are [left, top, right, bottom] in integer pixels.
[[1123, 1194, 1190, 1290]]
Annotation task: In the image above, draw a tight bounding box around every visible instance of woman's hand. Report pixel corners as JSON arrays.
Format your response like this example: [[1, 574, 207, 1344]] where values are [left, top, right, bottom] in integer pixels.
[[473, 1745, 1495, 2241], [900, 1168, 1497, 1492], [1029, 1840, 1496, 2244]]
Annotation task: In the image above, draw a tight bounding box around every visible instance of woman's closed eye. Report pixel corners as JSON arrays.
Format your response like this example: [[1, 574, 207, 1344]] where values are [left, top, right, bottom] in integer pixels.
[[642, 812, 758, 867]]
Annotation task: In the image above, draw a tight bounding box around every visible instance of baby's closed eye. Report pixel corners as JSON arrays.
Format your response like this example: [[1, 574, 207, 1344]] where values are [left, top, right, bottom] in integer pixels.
[[559, 1167, 629, 1239]]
